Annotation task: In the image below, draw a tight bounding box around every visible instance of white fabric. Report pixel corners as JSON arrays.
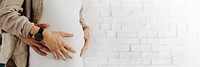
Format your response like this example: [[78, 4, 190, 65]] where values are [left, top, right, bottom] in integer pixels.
[[29, 0, 84, 67]]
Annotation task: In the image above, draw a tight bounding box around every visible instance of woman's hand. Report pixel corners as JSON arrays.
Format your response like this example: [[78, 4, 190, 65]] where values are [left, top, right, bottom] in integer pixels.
[[42, 31, 76, 61], [80, 27, 91, 57]]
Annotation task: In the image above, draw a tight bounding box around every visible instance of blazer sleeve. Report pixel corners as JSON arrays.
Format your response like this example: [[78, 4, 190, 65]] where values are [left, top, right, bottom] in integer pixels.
[[80, 7, 89, 29], [0, 6, 34, 37]]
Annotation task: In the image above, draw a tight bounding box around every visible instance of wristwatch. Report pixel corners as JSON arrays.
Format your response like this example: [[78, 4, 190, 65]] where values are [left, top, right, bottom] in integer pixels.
[[34, 28, 44, 42]]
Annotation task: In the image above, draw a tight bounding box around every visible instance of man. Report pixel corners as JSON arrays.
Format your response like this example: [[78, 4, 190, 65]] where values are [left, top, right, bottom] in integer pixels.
[[0, 34, 2, 45], [0, 0, 91, 67]]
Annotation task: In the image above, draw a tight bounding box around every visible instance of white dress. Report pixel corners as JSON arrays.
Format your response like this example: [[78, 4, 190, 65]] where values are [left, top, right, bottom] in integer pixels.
[[29, 0, 84, 67]]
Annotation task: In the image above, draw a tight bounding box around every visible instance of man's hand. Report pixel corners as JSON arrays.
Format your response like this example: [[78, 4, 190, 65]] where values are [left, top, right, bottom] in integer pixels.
[[18, 24, 49, 56], [30, 24, 76, 61], [18, 37, 50, 56], [80, 27, 91, 57]]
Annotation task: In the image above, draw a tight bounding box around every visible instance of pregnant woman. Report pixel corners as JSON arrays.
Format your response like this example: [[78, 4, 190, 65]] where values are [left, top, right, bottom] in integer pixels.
[[29, 0, 90, 67]]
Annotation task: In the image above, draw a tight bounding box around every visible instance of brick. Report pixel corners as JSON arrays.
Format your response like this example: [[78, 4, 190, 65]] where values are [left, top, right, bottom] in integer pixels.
[[99, 58, 109, 65], [100, 9, 111, 17], [142, 51, 171, 58], [117, 38, 140, 44], [130, 59, 151, 64], [102, 17, 113, 23], [109, 59, 130, 65], [122, 24, 149, 32], [117, 32, 138, 38], [99, 66, 119, 67], [85, 9, 100, 17], [110, 0, 122, 9], [131, 16, 146, 25], [87, 23, 100, 30], [133, 10, 159, 16], [84, 51, 97, 57], [188, 24, 200, 32], [147, 31, 158, 38], [138, 31, 147, 38], [177, 24, 188, 32], [100, 23, 111, 31], [106, 31, 116, 38], [113, 17, 132, 24], [84, 57, 99, 65], [119, 65, 147, 67], [84, 0, 101, 3], [95, 38, 140, 44], [158, 31, 165, 38], [88, 3, 110, 10], [89, 44, 130, 52], [152, 45, 181, 51], [173, 58, 190, 65], [112, 10, 132, 16], [111, 24, 122, 31], [165, 31, 177, 38], [113, 45, 130, 51], [92, 31, 107, 38], [122, 0, 143, 10], [131, 45, 152, 51], [141, 39, 183, 45], [168, 17, 187, 24], [186, 17, 200, 24], [152, 58, 172, 64], [177, 31, 198, 38], [96, 52, 119, 58], [150, 24, 170, 31], [159, 9, 169, 16], [120, 52, 141, 58]]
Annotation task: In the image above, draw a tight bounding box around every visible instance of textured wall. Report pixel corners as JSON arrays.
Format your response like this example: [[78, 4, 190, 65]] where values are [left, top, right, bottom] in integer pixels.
[[82, 0, 200, 67]]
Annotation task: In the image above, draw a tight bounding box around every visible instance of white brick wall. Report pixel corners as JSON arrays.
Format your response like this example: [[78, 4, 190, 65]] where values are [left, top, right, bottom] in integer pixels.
[[82, 0, 200, 67]]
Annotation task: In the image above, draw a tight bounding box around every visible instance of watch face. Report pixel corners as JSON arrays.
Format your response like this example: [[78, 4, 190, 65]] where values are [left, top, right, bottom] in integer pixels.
[[35, 33, 43, 41]]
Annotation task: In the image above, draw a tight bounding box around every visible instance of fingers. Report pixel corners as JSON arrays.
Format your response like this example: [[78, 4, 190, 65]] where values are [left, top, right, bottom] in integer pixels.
[[56, 50, 67, 61], [35, 24, 48, 28], [34, 43, 51, 52], [52, 51, 58, 60], [31, 46, 47, 56], [80, 48, 84, 57], [80, 45, 88, 57], [59, 32, 73, 37], [80, 39, 90, 57], [61, 47, 72, 59], [63, 43, 76, 53]]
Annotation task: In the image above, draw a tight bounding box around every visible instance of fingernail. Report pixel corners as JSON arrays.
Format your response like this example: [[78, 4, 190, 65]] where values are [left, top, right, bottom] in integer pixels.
[[63, 58, 66, 61]]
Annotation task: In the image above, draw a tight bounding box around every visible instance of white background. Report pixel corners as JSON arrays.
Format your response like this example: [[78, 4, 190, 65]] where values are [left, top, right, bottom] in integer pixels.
[[82, 0, 200, 67]]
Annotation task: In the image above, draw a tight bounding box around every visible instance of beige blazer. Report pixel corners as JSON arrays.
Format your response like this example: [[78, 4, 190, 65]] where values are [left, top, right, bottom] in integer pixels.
[[0, 0, 88, 67]]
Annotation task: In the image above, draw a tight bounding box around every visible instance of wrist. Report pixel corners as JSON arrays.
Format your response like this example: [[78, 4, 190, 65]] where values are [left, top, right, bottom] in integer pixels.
[[41, 29, 51, 42], [30, 26, 40, 35], [83, 26, 90, 30]]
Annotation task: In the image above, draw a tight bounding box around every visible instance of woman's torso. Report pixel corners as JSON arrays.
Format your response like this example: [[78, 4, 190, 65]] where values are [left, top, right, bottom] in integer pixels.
[[30, 1, 85, 66], [38, 0, 84, 52]]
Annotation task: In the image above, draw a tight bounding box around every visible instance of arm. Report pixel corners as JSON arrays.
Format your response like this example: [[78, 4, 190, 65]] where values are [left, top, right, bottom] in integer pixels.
[[79, 7, 91, 57], [80, 7, 89, 29], [0, 6, 34, 37], [17, 24, 50, 56], [0, 6, 75, 61]]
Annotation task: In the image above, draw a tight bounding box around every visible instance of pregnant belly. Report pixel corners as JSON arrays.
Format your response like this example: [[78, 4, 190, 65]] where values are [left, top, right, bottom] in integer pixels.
[[39, 21, 84, 51], [37, 19, 85, 59]]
